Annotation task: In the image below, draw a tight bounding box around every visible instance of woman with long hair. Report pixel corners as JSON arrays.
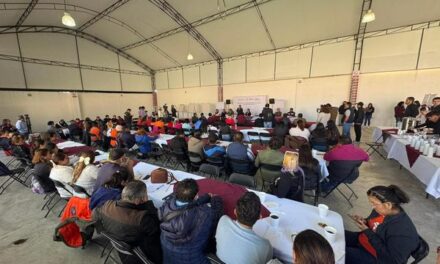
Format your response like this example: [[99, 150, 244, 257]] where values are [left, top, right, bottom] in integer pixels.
[[363, 103, 375, 126], [71, 150, 99, 196], [326, 120, 340, 146], [298, 144, 321, 191], [345, 185, 419, 264], [31, 148, 56, 193], [49, 152, 73, 198], [289, 119, 310, 141], [293, 229, 335, 264]]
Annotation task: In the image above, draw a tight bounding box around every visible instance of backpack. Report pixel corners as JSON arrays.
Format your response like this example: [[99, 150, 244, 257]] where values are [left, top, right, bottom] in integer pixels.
[[54, 196, 95, 248], [31, 176, 45, 194]]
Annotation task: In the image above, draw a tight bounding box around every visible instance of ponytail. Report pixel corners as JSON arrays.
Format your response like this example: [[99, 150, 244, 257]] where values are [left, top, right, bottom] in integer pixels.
[[367, 185, 410, 207], [72, 150, 95, 183]]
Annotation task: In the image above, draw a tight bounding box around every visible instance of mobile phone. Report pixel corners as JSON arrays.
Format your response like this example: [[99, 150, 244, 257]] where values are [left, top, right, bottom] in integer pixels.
[[283, 151, 299, 172]]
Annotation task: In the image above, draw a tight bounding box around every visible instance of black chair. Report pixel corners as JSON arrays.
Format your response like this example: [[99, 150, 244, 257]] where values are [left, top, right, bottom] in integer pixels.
[[229, 173, 255, 189], [0, 160, 28, 195], [148, 142, 164, 163], [207, 254, 225, 264], [259, 132, 271, 145], [160, 144, 174, 167], [46, 180, 73, 218], [188, 152, 203, 172], [226, 157, 253, 176], [199, 163, 221, 179], [321, 160, 363, 207], [258, 163, 282, 191], [410, 235, 429, 264], [71, 184, 91, 197], [206, 156, 225, 170], [365, 132, 387, 160], [302, 165, 322, 206], [101, 232, 154, 264], [170, 149, 188, 171], [247, 132, 260, 144]]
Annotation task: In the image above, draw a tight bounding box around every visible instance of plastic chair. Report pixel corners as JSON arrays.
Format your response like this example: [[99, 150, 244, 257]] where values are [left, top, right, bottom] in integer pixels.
[[72, 184, 91, 198], [247, 132, 260, 144], [226, 157, 253, 176], [229, 173, 255, 189], [259, 132, 271, 145], [199, 164, 220, 179], [101, 232, 154, 264], [258, 163, 282, 191], [188, 152, 203, 172]]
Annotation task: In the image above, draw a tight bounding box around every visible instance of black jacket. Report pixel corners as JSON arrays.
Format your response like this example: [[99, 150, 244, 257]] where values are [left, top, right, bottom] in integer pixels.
[[363, 210, 419, 264], [170, 136, 189, 156], [33, 162, 56, 193], [261, 107, 274, 122], [354, 108, 365, 124], [404, 104, 419, 118], [93, 200, 163, 264]]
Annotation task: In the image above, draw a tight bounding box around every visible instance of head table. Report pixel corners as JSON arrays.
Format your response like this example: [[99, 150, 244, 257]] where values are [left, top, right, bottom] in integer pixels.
[[133, 162, 345, 264]]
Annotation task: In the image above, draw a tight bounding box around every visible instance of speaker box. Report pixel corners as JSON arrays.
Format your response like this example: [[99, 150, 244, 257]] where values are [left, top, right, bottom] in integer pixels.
[[225, 99, 231, 104], [269, 98, 275, 104]]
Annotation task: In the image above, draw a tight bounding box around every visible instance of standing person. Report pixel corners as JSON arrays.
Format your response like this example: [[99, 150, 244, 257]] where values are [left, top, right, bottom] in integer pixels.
[[124, 109, 133, 129], [287, 107, 296, 117], [354, 102, 365, 144], [404, 97, 419, 118], [363, 103, 375, 126], [342, 102, 355, 138], [317, 105, 331, 126], [431, 96, 440, 112], [293, 230, 335, 264], [171, 104, 177, 117], [261, 104, 274, 128], [394, 101, 405, 127], [345, 185, 419, 264], [236, 105, 244, 116], [15, 115, 28, 137], [24, 114, 32, 134], [138, 106, 146, 119], [338, 101, 347, 125]]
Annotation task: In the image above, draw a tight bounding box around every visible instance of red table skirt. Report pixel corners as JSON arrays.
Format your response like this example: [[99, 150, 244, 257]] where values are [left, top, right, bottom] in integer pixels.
[[405, 145, 421, 167], [63, 146, 95, 156]]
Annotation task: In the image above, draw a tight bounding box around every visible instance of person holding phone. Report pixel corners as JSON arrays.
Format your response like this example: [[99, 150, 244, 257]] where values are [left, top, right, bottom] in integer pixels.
[[345, 185, 419, 264]]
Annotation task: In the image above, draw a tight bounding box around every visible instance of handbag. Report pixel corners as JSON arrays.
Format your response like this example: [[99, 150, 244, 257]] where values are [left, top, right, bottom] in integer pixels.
[[150, 168, 177, 184]]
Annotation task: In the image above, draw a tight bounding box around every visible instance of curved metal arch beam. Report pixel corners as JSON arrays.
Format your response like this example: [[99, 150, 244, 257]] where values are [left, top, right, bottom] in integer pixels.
[[15, 0, 39, 26], [0, 25, 155, 74]]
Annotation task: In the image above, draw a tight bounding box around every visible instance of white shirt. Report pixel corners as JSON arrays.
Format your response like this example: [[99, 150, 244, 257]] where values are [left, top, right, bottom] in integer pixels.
[[317, 112, 331, 125], [289, 127, 310, 141], [49, 165, 74, 198], [216, 215, 273, 264], [74, 165, 99, 197]]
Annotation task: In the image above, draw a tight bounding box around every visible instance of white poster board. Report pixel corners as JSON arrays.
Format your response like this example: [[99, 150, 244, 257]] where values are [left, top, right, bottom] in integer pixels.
[[232, 95, 268, 116]]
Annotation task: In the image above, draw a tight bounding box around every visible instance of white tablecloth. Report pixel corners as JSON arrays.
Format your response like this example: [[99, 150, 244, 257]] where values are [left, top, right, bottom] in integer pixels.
[[385, 135, 440, 198], [133, 162, 345, 264], [154, 134, 176, 146], [240, 128, 270, 142], [56, 141, 85, 149], [371, 126, 397, 143]]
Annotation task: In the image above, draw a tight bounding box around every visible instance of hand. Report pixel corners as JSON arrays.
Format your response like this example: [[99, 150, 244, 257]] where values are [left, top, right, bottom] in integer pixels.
[[355, 219, 369, 231], [350, 214, 366, 224]]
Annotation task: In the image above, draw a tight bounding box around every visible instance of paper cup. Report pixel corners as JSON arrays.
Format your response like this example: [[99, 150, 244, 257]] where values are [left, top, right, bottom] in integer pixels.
[[269, 214, 280, 228], [428, 147, 434, 158], [324, 226, 337, 243], [437, 146, 440, 156], [318, 204, 329, 218]]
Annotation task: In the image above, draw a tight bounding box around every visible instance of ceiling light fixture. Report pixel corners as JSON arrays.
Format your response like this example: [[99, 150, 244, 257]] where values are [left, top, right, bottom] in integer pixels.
[[186, 33, 193, 61], [361, 9, 375, 23], [62, 0, 76, 27]]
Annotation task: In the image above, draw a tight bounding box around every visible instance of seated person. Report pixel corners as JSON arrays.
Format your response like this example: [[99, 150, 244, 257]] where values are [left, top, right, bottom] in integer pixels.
[[191, 113, 198, 124], [293, 230, 335, 264], [216, 192, 272, 264], [289, 119, 310, 141], [135, 128, 158, 159], [345, 185, 419, 264], [287, 108, 296, 117], [323, 136, 369, 162], [273, 121, 288, 139], [274, 108, 282, 117], [182, 119, 192, 136], [94, 148, 134, 191], [218, 122, 232, 141], [31, 148, 56, 194], [0, 129, 11, 150], [194, 118, 203, 131], [90, 167, 131, 210], [11, 134, 32, 159], [254, 137, 284, 189], [89, 122, 101, 144], [71, 150, 99, 196], [226, 132, 254, 161], [298, 144, 321, 191], [68, 120, 81, 140], [254, 114, 264, 128], [47, 121, 57, 133], [119, 127, 136, 149], [236, 114, 247, 126], [310, 123, 328, 151], [93, 181, 162, 264], [188, 130, 205, 157], [326, 120, 340, 146], [203, 133, 226, 158], [170, 129, 188, 154], [159, 179, 223, 264], [245, 108, 252, 117], [152, 118, 165, 133], [173, 119, 183, 130], [225, 115, 235, 127], [49, 152, 74, 198]]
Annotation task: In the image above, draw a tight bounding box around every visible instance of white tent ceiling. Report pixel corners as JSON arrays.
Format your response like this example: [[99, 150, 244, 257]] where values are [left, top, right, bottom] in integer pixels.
[[1, 0, 440, 71]]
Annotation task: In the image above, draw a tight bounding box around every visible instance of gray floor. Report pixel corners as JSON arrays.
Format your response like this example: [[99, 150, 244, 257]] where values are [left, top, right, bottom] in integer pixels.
[[0, 127, 438, 264]]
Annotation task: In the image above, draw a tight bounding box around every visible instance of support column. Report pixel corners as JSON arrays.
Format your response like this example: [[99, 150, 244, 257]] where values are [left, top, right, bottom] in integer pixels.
[[151, 74, 158, 111], [217, 60, 223, 102]]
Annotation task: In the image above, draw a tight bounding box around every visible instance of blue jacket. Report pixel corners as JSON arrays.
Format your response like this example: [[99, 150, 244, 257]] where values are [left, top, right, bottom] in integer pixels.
[[203, 145, 226, 158], [89, 186, 121, 210], [135, 134, 158, 154], [158, 195, 223, 264]]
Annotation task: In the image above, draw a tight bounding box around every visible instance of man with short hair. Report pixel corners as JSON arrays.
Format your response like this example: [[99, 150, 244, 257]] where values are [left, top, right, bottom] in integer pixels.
[[15, 115, 28, 137], [188, 130, 205, 157], [93, 181, 162, 263], [216, 192, 272, 264], [236, 105, 244, 116], [226, 132, 254, 161], [203, 133, 226, 158], [124, 109, 133, 129], [431, 97, 440, 112], [287, 107, 296, 117], [404, 97, 419, 117], [342, 102, 355, 138], [261, 104, 274, 128], [94, 148, 134, 192], [159, 179, 223, 264]]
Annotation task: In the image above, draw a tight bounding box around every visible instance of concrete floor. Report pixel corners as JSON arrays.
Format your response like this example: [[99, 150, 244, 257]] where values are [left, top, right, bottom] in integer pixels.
[[0, 127, 438, 264]]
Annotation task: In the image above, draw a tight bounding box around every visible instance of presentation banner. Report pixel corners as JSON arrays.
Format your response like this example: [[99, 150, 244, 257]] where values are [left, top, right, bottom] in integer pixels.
[[232, 95, 267, 115]]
